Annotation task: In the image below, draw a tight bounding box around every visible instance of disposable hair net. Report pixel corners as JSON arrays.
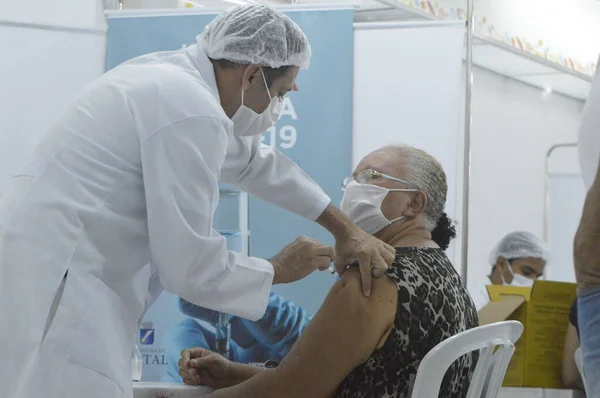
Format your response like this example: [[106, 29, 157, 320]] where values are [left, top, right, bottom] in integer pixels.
[[488, 231, 549, 265], [198, 4, 311, 69]]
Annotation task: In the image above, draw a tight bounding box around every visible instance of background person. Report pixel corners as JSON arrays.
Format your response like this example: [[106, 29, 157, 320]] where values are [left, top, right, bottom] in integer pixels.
[[473, 231, 548, 310], [180, 145, 479, 398]]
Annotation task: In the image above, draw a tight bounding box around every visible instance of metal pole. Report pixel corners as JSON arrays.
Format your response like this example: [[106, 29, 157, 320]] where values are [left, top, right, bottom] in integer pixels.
[[543, 143, 578, 243], [460, 0, 474, 285]]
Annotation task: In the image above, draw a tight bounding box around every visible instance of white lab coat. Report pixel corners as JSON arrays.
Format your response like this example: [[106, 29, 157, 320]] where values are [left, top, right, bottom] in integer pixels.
[[472, 277, 493, 311], [579, 55, 600, 191], [0, 44, 330, 398]]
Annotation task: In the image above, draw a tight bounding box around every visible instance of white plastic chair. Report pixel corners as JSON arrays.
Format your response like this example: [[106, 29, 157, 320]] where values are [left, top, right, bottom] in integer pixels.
[[411, 321, 524, 398]]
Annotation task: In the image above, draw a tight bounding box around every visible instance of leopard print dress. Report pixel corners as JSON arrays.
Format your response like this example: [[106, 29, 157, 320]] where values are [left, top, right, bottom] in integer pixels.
[[332, 247, 479, 398]]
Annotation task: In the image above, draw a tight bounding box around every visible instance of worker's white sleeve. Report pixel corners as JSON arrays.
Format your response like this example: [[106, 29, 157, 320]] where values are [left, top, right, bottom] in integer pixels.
[[221, 136, 331, 221], [579, 58, 600, 192], [140, 117, 274, 321]]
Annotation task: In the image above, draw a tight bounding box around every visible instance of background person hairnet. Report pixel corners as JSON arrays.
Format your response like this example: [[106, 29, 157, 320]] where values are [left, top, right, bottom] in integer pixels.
[[489, 231, 549, 265], [199, 4, 311, 69], [489, 231, 549, 286]]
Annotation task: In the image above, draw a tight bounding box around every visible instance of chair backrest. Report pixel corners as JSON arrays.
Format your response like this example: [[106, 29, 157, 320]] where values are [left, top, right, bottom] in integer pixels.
[[574, 347, 590, 394], [411, 321, 524, 398]]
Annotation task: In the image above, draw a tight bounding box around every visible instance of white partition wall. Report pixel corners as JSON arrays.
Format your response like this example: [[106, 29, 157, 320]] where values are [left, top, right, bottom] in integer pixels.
[[546, 145, 585, 283], [466, 67, 584, 296], [0, 7, 107, 193], [353, 21, 466, 270], [1, 0, 105, 29]]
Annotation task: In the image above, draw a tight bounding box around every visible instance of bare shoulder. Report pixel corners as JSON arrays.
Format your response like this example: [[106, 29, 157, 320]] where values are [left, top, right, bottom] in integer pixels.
[[339, 267, 398, 298], [252, 266, 400, 397], [327, 267, 398, 323]]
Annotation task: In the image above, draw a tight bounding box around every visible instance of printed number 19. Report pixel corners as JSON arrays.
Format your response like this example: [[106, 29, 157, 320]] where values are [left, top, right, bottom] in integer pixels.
[[263, 126, 297, 149]]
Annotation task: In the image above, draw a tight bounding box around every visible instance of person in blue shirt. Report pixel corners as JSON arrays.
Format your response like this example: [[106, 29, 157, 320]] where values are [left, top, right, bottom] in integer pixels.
[[162, 293, 311, 383]]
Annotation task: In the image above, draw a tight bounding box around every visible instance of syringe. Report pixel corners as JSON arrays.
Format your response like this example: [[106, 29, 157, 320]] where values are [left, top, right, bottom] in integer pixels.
[[328, 264, 341, 280]]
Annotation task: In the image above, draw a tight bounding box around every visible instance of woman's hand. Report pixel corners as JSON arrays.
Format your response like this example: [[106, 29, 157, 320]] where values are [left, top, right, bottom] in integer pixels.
[[178, 348, 235, 389]]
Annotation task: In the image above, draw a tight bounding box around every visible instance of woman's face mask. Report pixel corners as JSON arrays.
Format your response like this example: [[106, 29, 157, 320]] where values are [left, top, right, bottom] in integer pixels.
[[501, 260, 535, 287], [232, 68, 282, 137], [340, 172, 417, 234]]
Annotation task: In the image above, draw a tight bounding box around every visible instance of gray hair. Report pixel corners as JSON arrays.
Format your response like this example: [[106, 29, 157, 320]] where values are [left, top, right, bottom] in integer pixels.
[[386, 145, 447, 231]]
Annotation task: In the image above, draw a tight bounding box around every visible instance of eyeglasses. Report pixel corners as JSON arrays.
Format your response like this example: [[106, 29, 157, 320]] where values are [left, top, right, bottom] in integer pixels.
[[342, 168, 417, 191]]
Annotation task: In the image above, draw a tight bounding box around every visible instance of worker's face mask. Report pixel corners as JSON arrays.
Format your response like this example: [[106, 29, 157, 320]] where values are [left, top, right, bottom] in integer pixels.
[[232, 68, 282, 137], [340, 181, 413, 234], [502, 260, 535, 287]]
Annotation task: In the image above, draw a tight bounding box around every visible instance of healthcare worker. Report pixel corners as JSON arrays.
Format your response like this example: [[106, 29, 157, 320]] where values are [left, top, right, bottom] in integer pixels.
[[473, 231, 548, 310], [0, 5, 395, 398]]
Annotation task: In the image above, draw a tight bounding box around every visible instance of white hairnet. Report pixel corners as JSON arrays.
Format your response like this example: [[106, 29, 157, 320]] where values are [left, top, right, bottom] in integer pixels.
[[198, 4, 311, 69], [489, 231, 549, 265]]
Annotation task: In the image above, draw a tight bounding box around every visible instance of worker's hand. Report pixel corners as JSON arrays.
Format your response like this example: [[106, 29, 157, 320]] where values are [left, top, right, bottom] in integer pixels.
[[179, 348, 235, 389], [334, 226, 396, 296], [270, 236, 335, 284]]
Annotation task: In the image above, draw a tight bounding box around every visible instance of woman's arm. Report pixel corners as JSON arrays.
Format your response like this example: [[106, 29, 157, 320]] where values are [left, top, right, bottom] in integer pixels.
[[206, 267, 398, 398], [562, 323, 584, 390]]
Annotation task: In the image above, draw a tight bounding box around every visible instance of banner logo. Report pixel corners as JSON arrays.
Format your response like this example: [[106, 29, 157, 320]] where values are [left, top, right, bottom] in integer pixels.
[[140, 322, 155, 345]]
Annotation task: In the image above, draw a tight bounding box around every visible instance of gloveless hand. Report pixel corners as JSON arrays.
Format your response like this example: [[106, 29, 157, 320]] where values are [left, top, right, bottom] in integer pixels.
[[179, 348, 236, 389], [269, 236, 335, 285], [334, 226, 396, 296]]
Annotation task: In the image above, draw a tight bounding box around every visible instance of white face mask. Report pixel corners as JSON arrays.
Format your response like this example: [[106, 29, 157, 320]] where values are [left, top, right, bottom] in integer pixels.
[[501, 261, 535, 287], [232, 68, 282, 137], [340, 181, 408, 234]]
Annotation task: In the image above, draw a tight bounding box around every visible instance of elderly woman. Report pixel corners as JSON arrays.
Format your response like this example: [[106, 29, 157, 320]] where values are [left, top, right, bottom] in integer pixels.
[[179, 145, 478, 397], [473, 231, 549, 311]]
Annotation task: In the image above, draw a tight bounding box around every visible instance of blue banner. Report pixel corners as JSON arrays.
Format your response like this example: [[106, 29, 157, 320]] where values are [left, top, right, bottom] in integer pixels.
[[106, 8, 353, 382]]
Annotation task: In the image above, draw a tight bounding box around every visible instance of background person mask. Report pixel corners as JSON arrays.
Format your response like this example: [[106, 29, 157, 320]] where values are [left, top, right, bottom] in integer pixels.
[[472, 231, 548, 310], [0, 5, 395, 398]]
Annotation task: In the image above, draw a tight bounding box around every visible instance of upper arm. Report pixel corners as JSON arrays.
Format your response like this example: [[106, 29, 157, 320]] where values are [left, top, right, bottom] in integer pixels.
[[140, 117, 274, 320], [562, 323, 583, 389], [271, 268, 397, 398], [141, 116, 228, 280], [220, 137, 330, 222]]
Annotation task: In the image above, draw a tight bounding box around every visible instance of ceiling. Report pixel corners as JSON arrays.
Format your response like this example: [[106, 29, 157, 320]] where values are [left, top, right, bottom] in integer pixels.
[[116, 0, 592, 100]]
